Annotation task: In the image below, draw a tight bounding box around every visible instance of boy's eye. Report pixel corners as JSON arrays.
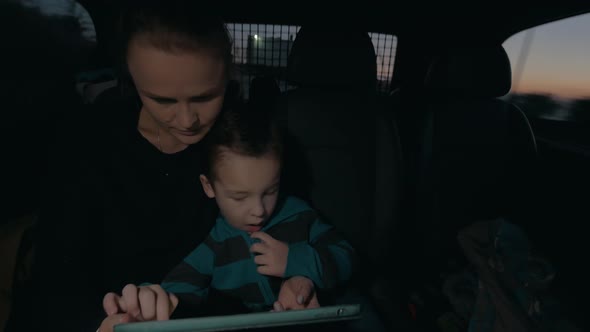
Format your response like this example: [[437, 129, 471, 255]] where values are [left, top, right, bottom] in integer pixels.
[[265, 188, 279, 196], [232, 196, 247, 201]]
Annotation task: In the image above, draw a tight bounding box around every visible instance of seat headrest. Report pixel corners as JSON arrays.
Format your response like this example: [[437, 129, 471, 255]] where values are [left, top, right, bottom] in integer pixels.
[[287, 26, 377, 89], [424, 45, 511, 98], [249, 76, 280, 101]]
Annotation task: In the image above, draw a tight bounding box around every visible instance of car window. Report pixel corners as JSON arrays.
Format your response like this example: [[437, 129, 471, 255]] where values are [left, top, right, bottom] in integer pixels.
[[503, 13, 590, 122], [19, 0, 96, 44], [227, 23, 397, 97], [369, 32, 397, 93]]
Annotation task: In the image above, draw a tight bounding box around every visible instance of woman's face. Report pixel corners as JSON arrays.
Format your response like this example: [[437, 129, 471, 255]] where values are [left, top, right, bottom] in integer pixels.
[[127, 37, 227, 147]]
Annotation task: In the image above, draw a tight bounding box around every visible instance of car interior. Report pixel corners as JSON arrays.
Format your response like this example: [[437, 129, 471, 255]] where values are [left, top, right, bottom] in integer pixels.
[[2, 1, 590, 331]]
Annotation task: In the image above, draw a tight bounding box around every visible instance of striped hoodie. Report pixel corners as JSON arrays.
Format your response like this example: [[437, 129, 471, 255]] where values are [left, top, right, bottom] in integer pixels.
[[160, 196, 356, 312]]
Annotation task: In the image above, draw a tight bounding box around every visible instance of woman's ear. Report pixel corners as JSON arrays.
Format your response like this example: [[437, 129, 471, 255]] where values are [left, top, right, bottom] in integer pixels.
[[199, 174, 216, 198]]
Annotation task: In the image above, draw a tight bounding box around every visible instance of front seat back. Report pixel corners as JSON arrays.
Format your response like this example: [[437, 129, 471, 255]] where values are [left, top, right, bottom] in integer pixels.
[[277, 26, 402, 273], [406, 45, 537, 270]]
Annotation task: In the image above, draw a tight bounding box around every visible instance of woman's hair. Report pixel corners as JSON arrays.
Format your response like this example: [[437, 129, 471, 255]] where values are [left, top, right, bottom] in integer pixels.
[[204, 103, 283, 180], [119, 0, 233, 74]]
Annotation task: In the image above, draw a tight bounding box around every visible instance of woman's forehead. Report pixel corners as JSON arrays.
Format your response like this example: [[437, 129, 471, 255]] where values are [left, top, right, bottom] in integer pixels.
[[127, 39, 226, 95]]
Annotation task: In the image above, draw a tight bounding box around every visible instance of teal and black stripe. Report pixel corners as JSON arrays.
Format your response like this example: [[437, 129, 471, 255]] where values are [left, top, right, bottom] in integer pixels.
[[207, 236, 251, 267], [266, 210, 316, 243], [159, 196, 356, 313], [216, 282, 266, 304], [163, 261, 211, 286]]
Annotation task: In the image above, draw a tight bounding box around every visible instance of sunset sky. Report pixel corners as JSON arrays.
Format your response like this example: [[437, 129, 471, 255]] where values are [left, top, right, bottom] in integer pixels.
[[503, 12, 590, 100]]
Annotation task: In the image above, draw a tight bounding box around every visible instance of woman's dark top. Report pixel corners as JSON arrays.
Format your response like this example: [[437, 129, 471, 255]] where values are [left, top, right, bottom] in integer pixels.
[[29, 92, 219, 331]]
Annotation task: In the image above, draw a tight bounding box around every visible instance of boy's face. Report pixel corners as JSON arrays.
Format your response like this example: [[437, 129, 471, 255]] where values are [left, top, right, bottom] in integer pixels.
[[200, 148, 281, 233]]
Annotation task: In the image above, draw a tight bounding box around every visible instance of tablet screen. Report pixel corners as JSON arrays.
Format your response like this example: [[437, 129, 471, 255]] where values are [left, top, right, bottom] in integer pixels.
[[114, 304, 361, 332]]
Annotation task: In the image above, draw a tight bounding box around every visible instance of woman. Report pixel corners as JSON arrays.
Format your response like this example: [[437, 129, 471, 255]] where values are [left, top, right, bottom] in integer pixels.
[[27, 2, 317, 332]]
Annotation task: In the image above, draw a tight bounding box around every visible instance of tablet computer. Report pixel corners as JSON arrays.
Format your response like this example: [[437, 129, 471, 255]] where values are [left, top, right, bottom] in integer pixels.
[[114, 304, 361, 332]]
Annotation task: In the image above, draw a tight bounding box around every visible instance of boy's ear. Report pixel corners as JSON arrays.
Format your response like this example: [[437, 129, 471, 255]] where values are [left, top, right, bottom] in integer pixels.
[[199, 174, 216, 198]]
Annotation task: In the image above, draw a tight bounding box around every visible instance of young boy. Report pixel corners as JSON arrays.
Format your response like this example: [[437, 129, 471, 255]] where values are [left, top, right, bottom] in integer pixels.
[[105, 104, 356, 320]]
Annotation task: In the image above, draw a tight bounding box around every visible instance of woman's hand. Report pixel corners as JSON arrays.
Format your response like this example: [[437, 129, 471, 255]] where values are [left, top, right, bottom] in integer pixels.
[[273, 276, 320, 311], [97, 313, 135, 332], [99, 283, 179, 331]]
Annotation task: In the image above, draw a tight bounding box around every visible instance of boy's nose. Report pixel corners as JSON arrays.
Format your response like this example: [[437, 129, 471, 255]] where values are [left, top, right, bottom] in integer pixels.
[[251, 199, 266, 218]]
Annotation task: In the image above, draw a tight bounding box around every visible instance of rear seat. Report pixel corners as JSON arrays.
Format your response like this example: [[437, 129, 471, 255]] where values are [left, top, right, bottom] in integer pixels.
[[276, 25, 406, 330]]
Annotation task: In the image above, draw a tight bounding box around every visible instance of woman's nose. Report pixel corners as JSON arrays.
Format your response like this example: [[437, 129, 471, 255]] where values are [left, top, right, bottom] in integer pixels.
[[176, 103, 198, 129]]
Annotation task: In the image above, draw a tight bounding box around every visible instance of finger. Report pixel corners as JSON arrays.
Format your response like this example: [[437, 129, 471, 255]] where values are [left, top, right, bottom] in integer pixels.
[[168, 293, 179, 316], [138, 287, 157, 321], [307, 296, 320, 308], [103, 292, 124, 316], [254, 254, 269, 265], [273, 301, 285, 312], [147, 285, 171, 321], [250, 232, 274, 243], [296, 280, 313, 305], [98, 313, 135, 332], [250, 242, 269, 254], [122, 284, 141, 319]]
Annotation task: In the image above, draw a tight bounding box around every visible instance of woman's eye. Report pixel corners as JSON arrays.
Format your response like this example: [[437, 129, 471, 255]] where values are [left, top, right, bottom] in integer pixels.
[[152, 97, 176, 105], [190, 95, 215, 103], [156, 99, 176, 105]]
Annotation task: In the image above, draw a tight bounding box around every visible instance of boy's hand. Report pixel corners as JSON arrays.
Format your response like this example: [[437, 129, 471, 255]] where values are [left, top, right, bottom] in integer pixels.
[[102, 284, 179, 322], [250, 232, 289, 277], [273, 276, 320, 311]]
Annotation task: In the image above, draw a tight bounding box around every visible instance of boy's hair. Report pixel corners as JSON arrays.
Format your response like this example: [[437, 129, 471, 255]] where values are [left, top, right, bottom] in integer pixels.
[[204, 103, 283, 180], [118, 0, 233, 74]]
